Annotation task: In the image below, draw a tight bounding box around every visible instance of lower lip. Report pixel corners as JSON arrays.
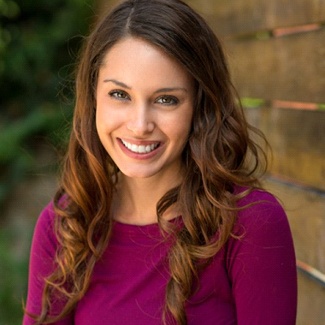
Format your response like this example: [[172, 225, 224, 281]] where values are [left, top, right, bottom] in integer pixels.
[[117, 139, 163, 160]]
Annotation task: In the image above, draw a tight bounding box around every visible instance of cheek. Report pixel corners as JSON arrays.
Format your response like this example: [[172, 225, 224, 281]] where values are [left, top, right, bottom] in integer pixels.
[[96, 104, 122, 133], [166, 113, 193, 145], [178, 108, 193, 134], [95, 109, 115, 147], [95, 108, 105, 135]]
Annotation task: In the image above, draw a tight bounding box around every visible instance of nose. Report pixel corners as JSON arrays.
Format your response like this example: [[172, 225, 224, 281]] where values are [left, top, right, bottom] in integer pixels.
[[126, 104, 155, 135]]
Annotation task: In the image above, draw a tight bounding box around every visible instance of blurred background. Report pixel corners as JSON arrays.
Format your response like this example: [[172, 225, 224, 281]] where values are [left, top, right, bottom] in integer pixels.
[[0, 0, 324, 324]]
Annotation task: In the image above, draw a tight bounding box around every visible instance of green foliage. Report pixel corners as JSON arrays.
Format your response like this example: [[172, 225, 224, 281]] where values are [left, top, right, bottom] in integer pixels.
[[0, 0, 93, 205], [0, 223, 33, 325], [0, 0, 93, 322]]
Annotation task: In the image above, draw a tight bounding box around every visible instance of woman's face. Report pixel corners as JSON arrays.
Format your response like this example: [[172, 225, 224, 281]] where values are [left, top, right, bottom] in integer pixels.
[[96, 37, 194, 183]]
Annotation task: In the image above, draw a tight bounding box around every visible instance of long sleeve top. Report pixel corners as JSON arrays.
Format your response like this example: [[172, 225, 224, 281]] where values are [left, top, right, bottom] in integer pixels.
[[23, 189, 297, 324]]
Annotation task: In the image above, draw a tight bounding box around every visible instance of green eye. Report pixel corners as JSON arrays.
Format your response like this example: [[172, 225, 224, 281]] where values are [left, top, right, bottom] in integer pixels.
[[156, 95, 179, 105]]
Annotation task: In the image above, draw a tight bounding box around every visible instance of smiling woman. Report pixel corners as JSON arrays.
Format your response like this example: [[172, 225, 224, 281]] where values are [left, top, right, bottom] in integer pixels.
[[96, 37, 194, 191], [23, 0, 297, 324]]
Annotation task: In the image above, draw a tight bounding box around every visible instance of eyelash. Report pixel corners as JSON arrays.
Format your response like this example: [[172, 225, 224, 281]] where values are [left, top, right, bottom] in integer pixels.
[[108, 90, 179, 106], [109, 90, 130, 100], [156, 95, 179, 106]]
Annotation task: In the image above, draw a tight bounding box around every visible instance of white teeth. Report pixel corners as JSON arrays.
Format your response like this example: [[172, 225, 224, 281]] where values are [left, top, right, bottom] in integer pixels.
[[121, 140, 159, 154]]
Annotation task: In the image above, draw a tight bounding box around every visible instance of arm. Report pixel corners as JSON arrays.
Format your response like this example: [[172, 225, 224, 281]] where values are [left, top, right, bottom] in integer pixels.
[[227, 190, 297, 325], [23, 202, 73, 325]]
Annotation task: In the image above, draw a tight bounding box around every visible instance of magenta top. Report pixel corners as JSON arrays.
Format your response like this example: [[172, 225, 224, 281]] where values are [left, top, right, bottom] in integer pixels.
[[24, 189, 297, 324]]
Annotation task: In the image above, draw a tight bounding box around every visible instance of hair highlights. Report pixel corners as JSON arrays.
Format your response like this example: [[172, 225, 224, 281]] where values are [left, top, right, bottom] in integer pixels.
[[33, 0, 267, 324]]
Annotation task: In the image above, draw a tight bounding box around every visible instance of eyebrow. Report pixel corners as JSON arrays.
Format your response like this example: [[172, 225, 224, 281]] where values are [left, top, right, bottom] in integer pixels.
[[103, 79, 188, 93], [104, 79, 131, 89]]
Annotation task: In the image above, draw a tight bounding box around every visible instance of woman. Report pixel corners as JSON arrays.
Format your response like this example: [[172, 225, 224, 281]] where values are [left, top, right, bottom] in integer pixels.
[[23, 0, 297, 324]]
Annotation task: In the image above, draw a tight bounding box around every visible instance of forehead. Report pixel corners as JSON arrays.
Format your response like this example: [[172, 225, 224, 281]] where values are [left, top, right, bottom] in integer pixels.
[[98, 37, 193, 88]]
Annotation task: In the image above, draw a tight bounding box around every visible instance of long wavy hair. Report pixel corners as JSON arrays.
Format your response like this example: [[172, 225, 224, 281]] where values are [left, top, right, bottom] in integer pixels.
[[34, 0, 267, 324]]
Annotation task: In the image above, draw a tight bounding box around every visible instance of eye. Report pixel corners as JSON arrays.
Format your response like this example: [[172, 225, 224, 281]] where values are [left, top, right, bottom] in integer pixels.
[[156, 95, 179, 106], [109, 90, 130, 100]]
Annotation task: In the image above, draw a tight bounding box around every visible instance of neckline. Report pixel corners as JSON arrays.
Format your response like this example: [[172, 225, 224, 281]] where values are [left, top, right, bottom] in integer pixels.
[[112, 214, 182, 228], [109, 217, 182, 246]]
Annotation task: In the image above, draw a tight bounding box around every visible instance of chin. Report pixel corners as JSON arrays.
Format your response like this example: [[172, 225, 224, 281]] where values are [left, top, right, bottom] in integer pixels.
[[118, 167, 159, 179]]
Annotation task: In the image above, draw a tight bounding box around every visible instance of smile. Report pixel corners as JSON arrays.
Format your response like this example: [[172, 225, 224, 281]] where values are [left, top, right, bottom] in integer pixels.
[[120, 139, 160, 154]]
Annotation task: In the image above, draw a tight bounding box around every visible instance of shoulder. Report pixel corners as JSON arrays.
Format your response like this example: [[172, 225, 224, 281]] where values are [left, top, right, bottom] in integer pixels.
[[233, 187, 288, 236], [226, 187, 295, 261], [33, 194, 69, 241], [31, 201, 59, 256], [224, 187, 297, 324], [35, 201, 56, 233], [235, 186, 282, 209], [227, 186, 296, 271]]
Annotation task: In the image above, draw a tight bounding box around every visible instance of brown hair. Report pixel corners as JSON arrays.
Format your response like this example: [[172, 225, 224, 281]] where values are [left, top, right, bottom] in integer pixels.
[[33, 0, 267, 323]]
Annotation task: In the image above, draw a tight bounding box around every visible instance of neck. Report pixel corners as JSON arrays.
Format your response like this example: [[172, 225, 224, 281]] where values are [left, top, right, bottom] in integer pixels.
[[112, 173, 182, 225]]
